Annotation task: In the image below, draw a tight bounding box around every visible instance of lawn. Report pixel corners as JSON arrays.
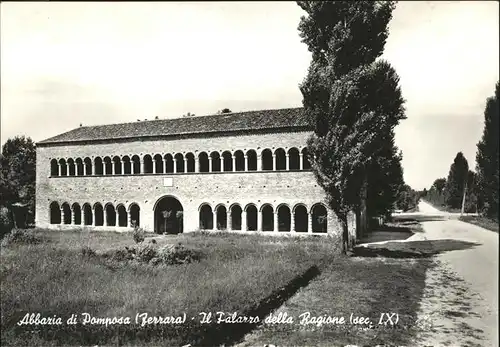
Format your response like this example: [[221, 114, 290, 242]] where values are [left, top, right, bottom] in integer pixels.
[[1, 225, 431, 346], [0, 229, 340, 346], [459, 215, 499, 232]]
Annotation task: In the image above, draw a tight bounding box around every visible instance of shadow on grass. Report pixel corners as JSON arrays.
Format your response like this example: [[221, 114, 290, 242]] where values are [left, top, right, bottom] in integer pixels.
[[196, 265, 321, 346], [352, 239, 480, 258]]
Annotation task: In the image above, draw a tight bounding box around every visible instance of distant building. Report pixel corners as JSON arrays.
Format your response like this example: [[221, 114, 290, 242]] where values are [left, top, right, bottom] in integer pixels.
[[36, 107, 361, 242]]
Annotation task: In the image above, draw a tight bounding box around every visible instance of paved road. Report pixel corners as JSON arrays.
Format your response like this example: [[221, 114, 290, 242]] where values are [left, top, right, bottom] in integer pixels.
[[413, 200, 498, 346]]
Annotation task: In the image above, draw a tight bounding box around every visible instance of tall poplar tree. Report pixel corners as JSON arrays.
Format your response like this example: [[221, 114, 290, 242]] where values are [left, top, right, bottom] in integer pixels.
[[444, 152, 469, 209], [476, 82, 499, 220], [297, 1, 405, 253]]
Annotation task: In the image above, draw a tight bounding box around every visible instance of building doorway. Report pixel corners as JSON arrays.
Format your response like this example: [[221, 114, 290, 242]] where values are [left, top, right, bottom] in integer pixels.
[[154, 196, 183, 234]]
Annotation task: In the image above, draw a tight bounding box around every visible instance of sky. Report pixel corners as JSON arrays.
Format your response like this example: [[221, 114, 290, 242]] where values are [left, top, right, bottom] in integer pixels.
[[1, 1, 498, 190]]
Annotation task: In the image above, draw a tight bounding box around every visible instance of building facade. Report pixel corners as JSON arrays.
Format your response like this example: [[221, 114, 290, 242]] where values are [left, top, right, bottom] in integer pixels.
[[35, 108, 359, 241]]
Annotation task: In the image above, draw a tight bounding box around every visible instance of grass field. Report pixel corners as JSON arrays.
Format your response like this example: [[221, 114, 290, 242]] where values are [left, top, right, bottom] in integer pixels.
[[1, 225, 430, 346], [459, 215, 499, 232]]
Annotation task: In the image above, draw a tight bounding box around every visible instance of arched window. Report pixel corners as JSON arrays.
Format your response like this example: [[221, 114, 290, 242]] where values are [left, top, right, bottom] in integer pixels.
[[164, 154, 174, 173], [71, 203, 81, 225], [67, 158, 75, 176], [105, 204, 116, 227], [222, 151, 232, 172], [302, 148, 311, 170], [131, 155, 141, 174], [312, 204, 327, 233], [84, 157, 92, 176], [277, 204, 291, 231], [234, 151, 245, 171], [129, 203, 140, 227], [103, 157, 112, 175], [94, 157, 103, 175], [198, 152, 209, 173], [83, 203, 93, 225], [117, 205, 127, 227], [175, 153, 184, 173], [113, 156, 122, 175], [59, 159, 68, 176], [153, 154, 163, 174], [210, 152, 221, 172], [261, 149, 273, 171], [275, 148, 286, 171], [246, 150, 257, 171], [186, 153, 195, 173], [94, 203, 104, 226], [294, 205, 308, 233], [61, 203, 71, 224], [50, 159, 58, 176], [75, 158, 84, 176], [143, 155, 153, 174], [216, 205, 227, 230], [245, 204, 258, 231], [288, 148, 300, 170], [123, 156, 132, 174], [261, 205, 274, 231], [199, 204, 213, 230], [230, 204, 242, 230], [49, 202, 61, 224]]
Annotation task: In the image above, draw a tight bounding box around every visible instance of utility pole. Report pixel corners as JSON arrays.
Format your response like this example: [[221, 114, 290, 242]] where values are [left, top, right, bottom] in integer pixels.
[[461, 180, 468, 216]]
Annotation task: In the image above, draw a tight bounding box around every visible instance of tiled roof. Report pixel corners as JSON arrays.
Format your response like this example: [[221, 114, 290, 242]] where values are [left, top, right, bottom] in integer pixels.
[[37, 107, 311, 145]]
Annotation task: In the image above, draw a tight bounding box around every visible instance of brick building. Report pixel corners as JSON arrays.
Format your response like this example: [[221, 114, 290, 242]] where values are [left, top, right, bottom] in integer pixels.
[[35, 107, 360, 241]]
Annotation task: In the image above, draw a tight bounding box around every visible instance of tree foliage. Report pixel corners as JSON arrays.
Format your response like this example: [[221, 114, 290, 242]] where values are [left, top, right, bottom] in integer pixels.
[[297, 1, 404, 252], [0, 136, 36, 224], [444, 152, 469, 209], [476, 81, 499, 220]]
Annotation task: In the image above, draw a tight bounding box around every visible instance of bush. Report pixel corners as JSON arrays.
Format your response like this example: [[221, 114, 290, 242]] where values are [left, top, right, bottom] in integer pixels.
[[0, 206, 13, 239], [1, 228, 41, 246], [80, 246, 96, 258], [132, 226, 145, 244]]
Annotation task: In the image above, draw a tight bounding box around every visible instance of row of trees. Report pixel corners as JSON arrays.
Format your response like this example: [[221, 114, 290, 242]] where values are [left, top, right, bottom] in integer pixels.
[[297, 1, 413, 252], [423, 82, 498, 219]]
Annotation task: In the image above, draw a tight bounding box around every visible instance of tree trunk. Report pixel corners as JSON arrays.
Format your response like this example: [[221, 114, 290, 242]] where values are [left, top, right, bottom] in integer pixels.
[[340, 214, 349, 255]]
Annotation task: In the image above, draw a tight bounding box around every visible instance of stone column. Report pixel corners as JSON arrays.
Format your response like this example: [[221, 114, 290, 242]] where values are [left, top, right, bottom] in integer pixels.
[[257, 155, 262, 171], [81, 209, 85, 226], [71, 207, 76, 225], [58, 163, 62, 176], [104, 208, 108, 227], [173, 158, 177, 173], [228, 211, 232, 231], [92, 208, 96, 226], [308, 212, 313, 233], [83, 163, 87, 176], [290, 214, 295, 233], [232, 155, 236, 172], [257, 210, 262, 232], [152, 159, 157, 174], [184, 157, 188, 173], [112, 161, 116, 175], [91, 161, 95, 175], [244, 155, 248, 172], [286, 154, 290, 171], [60, 208, 65, 225], [140, 159, 145, 174], [163, 159, 167, 173], [128, 210, 132, 228], [299, 153, 304, 170], [242, 211, 247, 232], [121, 159, 125, 174], [272, 154, 276, 171], [273, 211, 279, 232], [213, 210, 217, 231], [209, 157, 213, 172], [195, 156, 200, 173]]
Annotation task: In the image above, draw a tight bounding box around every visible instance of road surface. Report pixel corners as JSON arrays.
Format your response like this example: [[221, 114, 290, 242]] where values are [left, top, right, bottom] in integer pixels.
[[413, 200, 498, 346]]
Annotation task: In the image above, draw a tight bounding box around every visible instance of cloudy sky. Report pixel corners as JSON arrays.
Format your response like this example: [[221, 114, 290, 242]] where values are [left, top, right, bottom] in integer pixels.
[[1, 1, 498, 190]]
